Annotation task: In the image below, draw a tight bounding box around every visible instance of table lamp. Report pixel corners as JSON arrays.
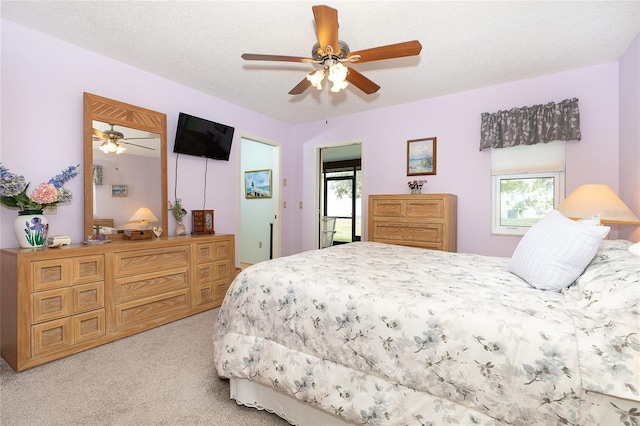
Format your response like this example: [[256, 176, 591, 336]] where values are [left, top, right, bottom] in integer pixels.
[[557, 184, 640, 224], [129, 207, 158, 230]]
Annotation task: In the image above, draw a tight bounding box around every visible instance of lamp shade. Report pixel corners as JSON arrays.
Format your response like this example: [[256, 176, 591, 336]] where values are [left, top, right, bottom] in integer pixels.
[[557, 184, 640, 224], [128, 207, 158, 229]]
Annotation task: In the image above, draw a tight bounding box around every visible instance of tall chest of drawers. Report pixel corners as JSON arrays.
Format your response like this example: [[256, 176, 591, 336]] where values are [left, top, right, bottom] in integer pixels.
[[1, 234, 234, 371], [368, 194, 457, 252]]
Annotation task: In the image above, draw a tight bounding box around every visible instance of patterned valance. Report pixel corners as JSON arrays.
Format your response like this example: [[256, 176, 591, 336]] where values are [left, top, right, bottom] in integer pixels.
[[480, 98, 581, 150]]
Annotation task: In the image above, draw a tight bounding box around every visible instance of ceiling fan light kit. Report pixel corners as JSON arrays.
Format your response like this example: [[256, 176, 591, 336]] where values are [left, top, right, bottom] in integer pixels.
[[241, 5, 422, 96], [99, 139, 126, 154]]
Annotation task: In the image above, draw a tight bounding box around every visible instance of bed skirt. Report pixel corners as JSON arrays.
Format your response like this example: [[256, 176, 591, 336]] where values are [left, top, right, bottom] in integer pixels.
[[230, 377, 638, 426], [230, 378, 353, 426]]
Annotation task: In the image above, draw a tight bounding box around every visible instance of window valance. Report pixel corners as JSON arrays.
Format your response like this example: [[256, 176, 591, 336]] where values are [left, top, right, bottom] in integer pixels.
[[479, 98, 581, 151]]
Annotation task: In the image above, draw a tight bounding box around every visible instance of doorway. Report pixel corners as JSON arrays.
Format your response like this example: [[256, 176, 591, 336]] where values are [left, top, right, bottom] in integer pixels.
[[240, 137, 280, 267], [319, 144, 362, 247]]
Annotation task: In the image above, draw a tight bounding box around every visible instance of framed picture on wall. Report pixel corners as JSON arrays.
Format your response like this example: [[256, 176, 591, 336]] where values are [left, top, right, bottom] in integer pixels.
[[111, 184, 128, 197], [245, 169, 272, 198], [407, 137, 437, 176]]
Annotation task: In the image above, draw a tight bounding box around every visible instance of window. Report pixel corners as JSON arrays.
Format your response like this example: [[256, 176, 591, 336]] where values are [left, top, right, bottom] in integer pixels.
[[491, 141, 565, 236]]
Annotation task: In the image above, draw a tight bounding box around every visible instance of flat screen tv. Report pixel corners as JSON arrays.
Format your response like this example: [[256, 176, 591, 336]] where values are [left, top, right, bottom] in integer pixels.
[[173, 112, 235, 161]]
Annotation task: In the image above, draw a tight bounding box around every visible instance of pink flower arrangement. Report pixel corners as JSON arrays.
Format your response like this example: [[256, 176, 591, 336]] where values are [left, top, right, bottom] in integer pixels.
[[407, 179, 426, 190], [30, 183, 59, 204], [0, 163, 79, 211]]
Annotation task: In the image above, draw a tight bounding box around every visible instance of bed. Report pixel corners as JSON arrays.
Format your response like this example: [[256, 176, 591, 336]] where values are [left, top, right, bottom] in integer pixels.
[[213, 212, 640, 425]]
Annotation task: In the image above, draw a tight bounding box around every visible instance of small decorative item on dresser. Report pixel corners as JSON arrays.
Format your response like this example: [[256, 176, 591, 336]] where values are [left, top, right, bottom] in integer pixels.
[[169, 199, 188, 235], [14, 210, 49, 248], [192, 209, 215, 234], [123, 229, 153, 240], [1, 163, 79, 248], [408, 179, 426, 194]]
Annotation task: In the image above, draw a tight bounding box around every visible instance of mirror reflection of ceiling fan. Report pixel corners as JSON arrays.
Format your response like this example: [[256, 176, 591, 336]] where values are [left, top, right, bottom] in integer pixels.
[[92, 124, 156, 154], [241, 5, 422, 95]]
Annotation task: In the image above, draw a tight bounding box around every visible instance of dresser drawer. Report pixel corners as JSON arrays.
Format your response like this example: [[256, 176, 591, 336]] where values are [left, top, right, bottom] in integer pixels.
[[72, 310, 105, 343], [194, 283, 215, 307], [195, 240, 231, 263], [114, 269, 189, 304], [114, 246, 190, 277], [115, 290, 190, 329], [194, 260, 231, 285], [31, 317, 72, 357], [370, 222, 444, 244], [72, 282, 105, 313], [73, 255, 104, 284], [370, 199, 405, 217], [370, 198, 445, 220], [194, 263, 214, 286], [31, 259, 73, 292], [405, 198, 445, 219], [214, 260, 231, 281], [32, 288, 71, 324]]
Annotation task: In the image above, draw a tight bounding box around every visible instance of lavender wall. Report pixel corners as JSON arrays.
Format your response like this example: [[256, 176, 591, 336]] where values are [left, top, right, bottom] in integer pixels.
[[1, 20, 636, 258], [0, 20, 296, 259], [294, 62, 623, 256], [618, 33, 640, 242]]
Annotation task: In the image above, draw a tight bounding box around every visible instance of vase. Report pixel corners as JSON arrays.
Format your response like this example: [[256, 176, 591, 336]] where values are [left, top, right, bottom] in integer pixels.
[[175, 221, 186, 235], [411, 188, 422, 194], [14, 210, 49, 248]]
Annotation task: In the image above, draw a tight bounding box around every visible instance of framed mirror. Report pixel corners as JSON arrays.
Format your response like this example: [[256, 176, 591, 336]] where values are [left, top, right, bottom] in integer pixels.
[[83, 93, 167, 240]]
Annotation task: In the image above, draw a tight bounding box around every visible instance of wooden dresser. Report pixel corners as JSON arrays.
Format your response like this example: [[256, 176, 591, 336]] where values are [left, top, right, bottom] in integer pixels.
[[0, 234, 234, 372], [368, 194, 457, 252]]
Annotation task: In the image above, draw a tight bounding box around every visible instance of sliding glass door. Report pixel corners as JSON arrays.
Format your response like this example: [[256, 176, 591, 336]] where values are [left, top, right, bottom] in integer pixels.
[[323, 161, 361, 244]]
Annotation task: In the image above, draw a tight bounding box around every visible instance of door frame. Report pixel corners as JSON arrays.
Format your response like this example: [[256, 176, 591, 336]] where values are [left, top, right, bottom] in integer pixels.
[[315, 140, 364, 249], [239, 136, 282, 265]]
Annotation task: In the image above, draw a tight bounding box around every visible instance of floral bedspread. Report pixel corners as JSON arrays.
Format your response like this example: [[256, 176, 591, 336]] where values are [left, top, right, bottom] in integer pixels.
[[213, 241, 640, 425]]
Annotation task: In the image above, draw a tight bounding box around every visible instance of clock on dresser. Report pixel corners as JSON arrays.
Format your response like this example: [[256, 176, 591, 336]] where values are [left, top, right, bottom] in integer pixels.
[[192, 209, 214, 234]]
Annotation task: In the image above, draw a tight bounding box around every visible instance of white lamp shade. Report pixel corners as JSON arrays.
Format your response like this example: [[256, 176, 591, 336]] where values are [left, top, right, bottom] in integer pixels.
[[557, 184, 640, 224], [306, 69, 325, 90], [129, 207, 158, 229]]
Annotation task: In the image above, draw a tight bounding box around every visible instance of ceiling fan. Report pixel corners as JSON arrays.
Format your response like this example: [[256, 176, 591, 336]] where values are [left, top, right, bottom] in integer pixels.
[[241, 5, 422, 95], [92, 124, 156, 154]]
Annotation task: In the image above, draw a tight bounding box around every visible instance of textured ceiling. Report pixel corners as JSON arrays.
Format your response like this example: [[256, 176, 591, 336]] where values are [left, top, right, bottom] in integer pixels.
[[2, 1, 638, 124]]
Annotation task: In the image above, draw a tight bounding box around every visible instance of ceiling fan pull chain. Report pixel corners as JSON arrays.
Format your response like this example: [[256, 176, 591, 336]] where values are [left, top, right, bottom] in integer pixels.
[[325, 82, 329, 124]]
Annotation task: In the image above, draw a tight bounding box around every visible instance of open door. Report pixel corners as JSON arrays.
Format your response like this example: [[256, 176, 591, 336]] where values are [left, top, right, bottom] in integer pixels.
[[240, 137, 281, 267]]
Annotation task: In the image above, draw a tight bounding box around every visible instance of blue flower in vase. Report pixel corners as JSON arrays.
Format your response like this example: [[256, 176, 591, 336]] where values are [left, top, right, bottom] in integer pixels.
[[23, 217, 48, 246], [29, 217, 46, 232]]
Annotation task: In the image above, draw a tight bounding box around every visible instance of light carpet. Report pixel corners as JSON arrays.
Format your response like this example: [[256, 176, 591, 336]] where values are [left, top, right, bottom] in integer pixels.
[[0, 309, 289, 425]]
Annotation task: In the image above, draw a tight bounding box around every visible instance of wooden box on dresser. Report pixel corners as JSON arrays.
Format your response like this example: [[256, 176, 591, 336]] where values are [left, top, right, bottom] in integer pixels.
[[0, 234, 234, 372], [368, 194, 457, 252]]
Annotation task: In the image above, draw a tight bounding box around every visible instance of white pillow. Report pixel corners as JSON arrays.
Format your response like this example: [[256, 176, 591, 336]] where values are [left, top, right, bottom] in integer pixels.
[[507, 210, 610, 292], [629, 241, 640, 256]]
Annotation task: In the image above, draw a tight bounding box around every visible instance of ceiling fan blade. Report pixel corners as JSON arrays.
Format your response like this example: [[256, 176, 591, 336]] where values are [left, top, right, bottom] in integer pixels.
[[242, 53, 316, 63], [313, 5, 339, 55], [347, 40, 422, 64], [123, 137, 157, 140], [289, 77, 312, 95], [345, 68, 380, 94], [93, 128, 109, 139], [121, 141, 155, 150]]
